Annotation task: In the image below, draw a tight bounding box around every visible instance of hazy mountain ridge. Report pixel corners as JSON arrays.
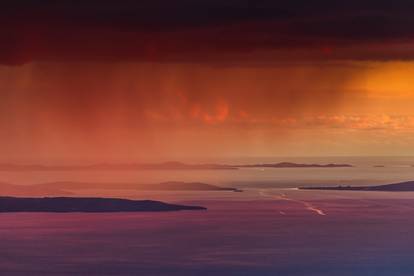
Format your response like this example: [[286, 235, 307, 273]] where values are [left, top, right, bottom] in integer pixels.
[[0, 182, 73, 196], [0, 162, 237, 171], [0, 181, 242, 197], [36, 181, 242, 192]]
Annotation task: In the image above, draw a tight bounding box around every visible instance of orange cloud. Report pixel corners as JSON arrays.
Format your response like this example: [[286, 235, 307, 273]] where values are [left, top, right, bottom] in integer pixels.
[[1, 60, 414, 160]]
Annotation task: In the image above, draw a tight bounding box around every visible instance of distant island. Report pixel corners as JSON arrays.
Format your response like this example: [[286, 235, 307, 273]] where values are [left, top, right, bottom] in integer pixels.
[[0, 197, 206, 212], [299, 181, 414, 191], [35, 181, 243, 192], [239, 162, 353, 168], [0, 161, 352, 171], [0, 181, 242, 197]]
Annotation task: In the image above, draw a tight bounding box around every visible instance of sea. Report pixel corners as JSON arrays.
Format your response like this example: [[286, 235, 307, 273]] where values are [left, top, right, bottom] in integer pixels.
[[1, 156, 414, 275]]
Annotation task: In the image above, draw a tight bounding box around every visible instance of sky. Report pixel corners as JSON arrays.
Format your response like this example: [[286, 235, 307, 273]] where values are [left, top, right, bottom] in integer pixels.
[[2, 1, 414, 162]]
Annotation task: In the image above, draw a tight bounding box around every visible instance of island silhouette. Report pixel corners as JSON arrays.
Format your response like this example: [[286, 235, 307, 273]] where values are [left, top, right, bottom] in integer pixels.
[[0, 161, 352, 171], [300, 181, 414, 191], [0, 196, 206, 212]]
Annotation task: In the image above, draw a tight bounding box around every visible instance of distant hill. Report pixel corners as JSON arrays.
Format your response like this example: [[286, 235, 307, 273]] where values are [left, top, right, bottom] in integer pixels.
[[0, 196, 206, 212], [35, 181, 242, 192], [0, 181, 241, 197], [134, 162, 238, 170], [0, 162, 238, 171], [300, 181, 414, 191], [0, 182, 73, 197]]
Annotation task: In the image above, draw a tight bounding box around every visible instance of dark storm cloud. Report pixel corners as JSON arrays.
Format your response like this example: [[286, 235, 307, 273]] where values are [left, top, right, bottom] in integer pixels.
[[1, 0, 414, 64]]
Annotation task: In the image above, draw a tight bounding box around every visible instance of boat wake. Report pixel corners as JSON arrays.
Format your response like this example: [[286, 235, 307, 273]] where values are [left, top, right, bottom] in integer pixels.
[[259, 190, 326, 216]]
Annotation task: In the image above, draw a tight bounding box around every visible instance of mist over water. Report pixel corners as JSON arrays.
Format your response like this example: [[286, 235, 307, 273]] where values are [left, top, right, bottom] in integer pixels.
[[2, 156, 414, 187]]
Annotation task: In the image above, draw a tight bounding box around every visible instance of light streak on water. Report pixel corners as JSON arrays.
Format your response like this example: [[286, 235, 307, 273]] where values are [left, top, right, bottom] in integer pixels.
[[259, 190, 326, 216]]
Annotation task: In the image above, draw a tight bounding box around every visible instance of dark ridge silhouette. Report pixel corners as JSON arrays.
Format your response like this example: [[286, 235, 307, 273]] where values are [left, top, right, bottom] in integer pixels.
[[299, 181, 414, 192], [0, 197, 206, 212], [0, 161, 352, 171], [35, 181, 242, 192], [239, 162, 352, 168]]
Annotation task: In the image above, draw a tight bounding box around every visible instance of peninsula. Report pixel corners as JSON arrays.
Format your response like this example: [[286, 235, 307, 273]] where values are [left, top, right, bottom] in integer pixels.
[[0, 196, 206, 212], [299, 181, 414, 192]]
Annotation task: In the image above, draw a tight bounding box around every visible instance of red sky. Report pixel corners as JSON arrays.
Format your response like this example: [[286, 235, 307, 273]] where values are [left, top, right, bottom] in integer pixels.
[[2, 61, 414, 162], [2, 1, 414, 162]]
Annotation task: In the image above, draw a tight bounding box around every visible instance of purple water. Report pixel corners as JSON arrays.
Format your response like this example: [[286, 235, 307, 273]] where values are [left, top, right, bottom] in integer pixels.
[[2, 156, 414, 275], [2, 193, 414, 275]]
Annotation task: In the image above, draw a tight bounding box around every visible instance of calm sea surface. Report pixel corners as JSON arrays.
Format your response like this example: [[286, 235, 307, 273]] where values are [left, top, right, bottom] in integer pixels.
[[1, 157, 414, 275]]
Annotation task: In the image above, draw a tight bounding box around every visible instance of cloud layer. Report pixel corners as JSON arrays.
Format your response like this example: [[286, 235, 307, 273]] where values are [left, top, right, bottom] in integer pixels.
[[2, 1, 414, 64]]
